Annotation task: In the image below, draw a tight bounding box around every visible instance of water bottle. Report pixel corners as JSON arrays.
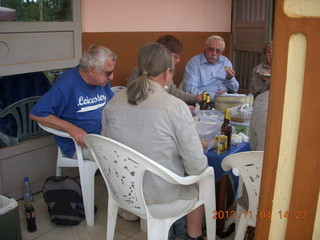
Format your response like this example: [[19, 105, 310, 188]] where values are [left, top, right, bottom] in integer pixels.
[[24, 177, 37, 232]]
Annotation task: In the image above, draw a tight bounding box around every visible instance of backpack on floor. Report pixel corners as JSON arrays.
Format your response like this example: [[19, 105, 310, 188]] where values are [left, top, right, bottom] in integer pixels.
[[42, 176, 85, 225]]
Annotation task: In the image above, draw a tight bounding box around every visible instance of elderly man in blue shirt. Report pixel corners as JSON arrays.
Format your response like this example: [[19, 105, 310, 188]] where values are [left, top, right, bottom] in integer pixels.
[[183, 35, 239, 99]]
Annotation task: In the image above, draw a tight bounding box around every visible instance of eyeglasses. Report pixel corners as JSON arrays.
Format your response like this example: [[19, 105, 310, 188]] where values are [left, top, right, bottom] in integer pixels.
[[172, 53, 180, 60], [207, 47, 223, 54], [105, 71, 113, 77]]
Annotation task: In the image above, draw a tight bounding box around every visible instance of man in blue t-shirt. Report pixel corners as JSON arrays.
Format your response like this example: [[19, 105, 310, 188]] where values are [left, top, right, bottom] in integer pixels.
[[30, 45, 117, 159]]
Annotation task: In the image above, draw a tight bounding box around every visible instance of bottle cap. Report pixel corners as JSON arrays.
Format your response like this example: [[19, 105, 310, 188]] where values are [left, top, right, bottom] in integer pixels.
[[24, 177, 29, 182]]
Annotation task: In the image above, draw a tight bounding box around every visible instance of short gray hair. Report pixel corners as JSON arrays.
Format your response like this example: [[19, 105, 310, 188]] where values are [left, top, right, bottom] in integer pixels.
[[79, 45, 117, 72], [205, 35, 225, 50]]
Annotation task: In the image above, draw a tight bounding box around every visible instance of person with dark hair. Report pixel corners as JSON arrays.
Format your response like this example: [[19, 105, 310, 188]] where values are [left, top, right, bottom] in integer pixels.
[[102, 43, 208, 240], [250, 41, 273, 98], [30, 45, 117, 159], [127, 34, 202, 106]]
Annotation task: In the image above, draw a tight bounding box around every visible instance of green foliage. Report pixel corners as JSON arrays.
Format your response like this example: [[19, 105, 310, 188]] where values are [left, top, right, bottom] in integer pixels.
[[0, 0, 72, 22]]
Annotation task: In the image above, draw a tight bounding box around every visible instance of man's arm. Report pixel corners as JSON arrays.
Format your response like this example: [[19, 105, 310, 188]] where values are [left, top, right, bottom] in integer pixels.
[[183, 58, 202, 95], [29, 114, 87, 147], [224, 64, 239, 93], [168, 81, 202, 104]]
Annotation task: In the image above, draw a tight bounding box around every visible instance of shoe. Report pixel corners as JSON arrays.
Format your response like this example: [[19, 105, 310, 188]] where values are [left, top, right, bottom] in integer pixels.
[[217, 223, 235, 239], [118, 208, 140, 221]]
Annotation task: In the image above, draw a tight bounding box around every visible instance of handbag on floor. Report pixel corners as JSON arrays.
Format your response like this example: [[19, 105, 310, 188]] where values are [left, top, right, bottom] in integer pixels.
[[42, 176, 85, 225]]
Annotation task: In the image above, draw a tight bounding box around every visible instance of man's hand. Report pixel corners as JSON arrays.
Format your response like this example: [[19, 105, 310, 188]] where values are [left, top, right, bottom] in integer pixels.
[[216, 89, 228, 94], [29, 114, 88, 147], [225, 66, 236, 79], [259, 72, 271, 82], [68, 126, 88, 147]]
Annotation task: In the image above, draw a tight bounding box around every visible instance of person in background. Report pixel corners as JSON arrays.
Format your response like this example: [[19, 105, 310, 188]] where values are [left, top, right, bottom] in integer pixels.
[[249, 90, 269, 150], [30, 45, 116, 160], [249, 41, 273, 98], [127, 34, 202, 109], [102, 43, 208, 240], [236, 90, 269, 214], [183, 35, 239, 102]]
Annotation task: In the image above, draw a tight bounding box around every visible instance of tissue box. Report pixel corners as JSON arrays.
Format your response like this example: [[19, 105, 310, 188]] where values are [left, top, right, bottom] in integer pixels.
[[214, 135, 227, 154]]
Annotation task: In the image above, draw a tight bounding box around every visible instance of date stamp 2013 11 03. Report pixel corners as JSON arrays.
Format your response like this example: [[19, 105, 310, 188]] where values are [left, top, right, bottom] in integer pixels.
[[212, 210, 308, 220]]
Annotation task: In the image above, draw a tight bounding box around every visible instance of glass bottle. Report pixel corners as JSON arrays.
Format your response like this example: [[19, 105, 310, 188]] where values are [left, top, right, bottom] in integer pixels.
[[200, 91, 208, 110], [221, 108, 232, 150], [24, 177, 37, 232], [206, 94, 211, 110]]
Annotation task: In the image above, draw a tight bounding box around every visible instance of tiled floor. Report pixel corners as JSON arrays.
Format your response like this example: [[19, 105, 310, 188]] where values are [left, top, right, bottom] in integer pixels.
[[19, 174, 235, 240]]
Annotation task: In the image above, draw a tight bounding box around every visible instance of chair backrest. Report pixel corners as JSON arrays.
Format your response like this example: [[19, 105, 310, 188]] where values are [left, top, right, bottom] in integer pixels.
[[0, 96, 47, 142], [83, 134, 192, 218], [221, 151, 264, 225]]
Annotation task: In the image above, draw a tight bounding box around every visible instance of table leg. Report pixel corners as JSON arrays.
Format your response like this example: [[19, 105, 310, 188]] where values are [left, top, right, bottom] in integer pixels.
[[217, 174, 228, 235]]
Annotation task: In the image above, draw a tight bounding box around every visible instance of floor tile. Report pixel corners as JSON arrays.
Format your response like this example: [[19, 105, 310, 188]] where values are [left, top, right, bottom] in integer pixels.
[[18, 174, 235, 240]]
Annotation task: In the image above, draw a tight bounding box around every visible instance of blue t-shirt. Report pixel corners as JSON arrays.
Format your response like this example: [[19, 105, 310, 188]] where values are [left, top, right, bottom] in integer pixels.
[[30, 66, 114, 157]]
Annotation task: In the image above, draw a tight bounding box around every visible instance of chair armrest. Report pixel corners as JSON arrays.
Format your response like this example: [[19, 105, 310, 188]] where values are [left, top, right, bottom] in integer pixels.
[[38, 123, 71, 139], [150, 165, 215, 186]]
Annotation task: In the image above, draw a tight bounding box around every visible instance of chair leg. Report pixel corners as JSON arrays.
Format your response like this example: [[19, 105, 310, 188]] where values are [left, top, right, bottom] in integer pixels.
[[204, 203, 216, 240], [78, 161, 98, 227], [234, 215, 248, 240], [147, 218, 173, 240], [56, 166, 62, 176], [106, 201, 118, 240], [235, 204, 244, 233], [140, 218, 147, 233]]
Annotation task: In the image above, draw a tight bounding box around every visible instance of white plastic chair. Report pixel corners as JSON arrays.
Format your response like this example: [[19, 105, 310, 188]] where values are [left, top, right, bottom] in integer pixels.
[[0, 96, 48, 146], [221, 151, 264, 240], [38, 123, 98, 227], [83, 134, 216, 240]]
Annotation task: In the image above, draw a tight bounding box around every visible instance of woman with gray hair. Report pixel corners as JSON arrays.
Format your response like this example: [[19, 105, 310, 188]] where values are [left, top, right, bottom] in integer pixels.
[[102, 43, 208, 240]]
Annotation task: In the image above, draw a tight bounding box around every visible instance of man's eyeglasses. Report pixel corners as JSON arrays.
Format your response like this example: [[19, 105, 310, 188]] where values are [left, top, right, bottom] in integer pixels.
[[100, 70, 113, 77], [207, 47, 223, 54], [105, 71, 113, 77]]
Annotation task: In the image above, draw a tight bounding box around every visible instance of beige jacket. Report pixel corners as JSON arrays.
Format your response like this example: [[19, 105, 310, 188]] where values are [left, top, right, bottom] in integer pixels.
[[102, 80, 208, 204]]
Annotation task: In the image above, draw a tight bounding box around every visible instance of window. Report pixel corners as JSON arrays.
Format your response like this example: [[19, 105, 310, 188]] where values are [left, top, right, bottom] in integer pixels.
[[0, 0, 81, 76], [0, 0, 72, 22], [0, 0, 81, 147]]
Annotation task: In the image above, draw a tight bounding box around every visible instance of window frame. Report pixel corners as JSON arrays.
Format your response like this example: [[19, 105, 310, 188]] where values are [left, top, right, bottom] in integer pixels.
[[0, 0, 81, 76]]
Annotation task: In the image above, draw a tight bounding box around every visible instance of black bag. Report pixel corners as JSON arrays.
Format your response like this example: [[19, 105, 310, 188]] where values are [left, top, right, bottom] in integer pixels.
[[42, 176, 85, 225]]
